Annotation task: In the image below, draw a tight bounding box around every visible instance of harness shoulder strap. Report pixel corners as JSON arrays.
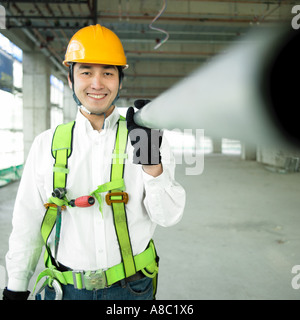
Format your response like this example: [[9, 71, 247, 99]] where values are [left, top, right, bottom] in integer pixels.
[[51, 120, 75, 188], [41, 121, 75, 267], [110, 119, 136, 278]]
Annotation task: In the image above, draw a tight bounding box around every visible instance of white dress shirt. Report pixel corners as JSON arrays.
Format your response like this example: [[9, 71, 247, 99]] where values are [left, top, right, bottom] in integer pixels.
[[6, 107, 186, 292]]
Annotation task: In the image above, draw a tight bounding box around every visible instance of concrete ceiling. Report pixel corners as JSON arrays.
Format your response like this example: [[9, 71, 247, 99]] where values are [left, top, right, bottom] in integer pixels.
[[0, 0, 295, 103]]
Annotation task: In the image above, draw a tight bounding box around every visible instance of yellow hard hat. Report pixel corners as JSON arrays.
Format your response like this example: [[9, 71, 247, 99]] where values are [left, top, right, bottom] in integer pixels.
[[63, 24, 128, 69]]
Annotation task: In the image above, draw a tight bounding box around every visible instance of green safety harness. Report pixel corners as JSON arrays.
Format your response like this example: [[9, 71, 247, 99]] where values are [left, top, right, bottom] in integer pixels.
[[33, 117, 159, 298]]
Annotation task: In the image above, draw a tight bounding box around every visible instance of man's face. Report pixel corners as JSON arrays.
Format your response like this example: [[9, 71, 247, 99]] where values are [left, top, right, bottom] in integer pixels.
[[69, 63, 121, 114]]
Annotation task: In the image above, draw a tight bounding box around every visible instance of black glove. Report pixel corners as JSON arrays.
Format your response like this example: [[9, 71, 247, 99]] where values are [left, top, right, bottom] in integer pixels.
[[126, 99, 163, 165], [3, 287, 30, 300]]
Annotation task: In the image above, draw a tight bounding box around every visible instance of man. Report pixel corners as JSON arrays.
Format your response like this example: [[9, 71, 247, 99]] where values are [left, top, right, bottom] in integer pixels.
[[3, 24, 185, 300]]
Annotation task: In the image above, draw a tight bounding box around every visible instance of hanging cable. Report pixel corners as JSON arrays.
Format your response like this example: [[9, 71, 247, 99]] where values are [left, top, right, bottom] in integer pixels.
[[149, 0, 169, 50]]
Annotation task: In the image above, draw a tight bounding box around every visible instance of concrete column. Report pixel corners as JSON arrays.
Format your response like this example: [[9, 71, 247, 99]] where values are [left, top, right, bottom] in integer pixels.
[[63, 85, 76, 123], [22, 51, 50, 159], [212, 138, 222, 154], [241, 142, 257, 161]]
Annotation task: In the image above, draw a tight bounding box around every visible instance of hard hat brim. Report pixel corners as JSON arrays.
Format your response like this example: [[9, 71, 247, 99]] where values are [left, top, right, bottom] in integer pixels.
[[63, 60, 129, 70]]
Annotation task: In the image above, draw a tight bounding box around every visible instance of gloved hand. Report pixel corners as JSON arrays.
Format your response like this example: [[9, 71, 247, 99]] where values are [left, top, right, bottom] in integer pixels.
[[126, 99, 163, 165], [2, 287, 30, 300]]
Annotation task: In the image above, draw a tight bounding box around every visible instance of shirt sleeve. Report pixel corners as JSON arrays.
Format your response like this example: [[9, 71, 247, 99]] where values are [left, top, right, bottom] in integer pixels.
[[5, 134, 49, 292], [142, 135, 186, 227]]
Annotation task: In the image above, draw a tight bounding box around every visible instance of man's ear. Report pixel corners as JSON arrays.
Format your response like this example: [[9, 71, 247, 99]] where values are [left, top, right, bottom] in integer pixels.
[[68, 73, 72, 89]]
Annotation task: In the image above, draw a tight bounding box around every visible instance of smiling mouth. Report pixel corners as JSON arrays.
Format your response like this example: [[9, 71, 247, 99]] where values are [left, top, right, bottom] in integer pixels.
[[87, 93, 107, 99]]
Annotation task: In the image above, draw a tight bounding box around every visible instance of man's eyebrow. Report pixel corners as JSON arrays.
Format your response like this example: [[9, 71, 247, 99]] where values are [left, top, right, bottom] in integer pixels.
[[78, 65, 92, 69], [77, 64, 116, 70], [102, 65, 117, 70]]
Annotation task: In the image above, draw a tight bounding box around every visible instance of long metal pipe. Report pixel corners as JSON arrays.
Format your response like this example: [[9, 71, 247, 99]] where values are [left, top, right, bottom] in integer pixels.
[[134, 25, 300, 149]]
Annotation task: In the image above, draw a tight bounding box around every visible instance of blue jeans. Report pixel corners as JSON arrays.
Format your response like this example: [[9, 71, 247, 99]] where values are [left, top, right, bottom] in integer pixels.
[[44, 276, 153, 300]]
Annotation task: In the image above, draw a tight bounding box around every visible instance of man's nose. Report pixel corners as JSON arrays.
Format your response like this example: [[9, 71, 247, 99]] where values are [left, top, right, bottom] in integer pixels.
[[90, 75, 105, 90]]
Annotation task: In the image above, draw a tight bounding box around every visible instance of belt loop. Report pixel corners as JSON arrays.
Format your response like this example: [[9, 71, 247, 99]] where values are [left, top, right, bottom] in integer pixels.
[[72, 271, 85, 290], [120, 279, 127, 288]]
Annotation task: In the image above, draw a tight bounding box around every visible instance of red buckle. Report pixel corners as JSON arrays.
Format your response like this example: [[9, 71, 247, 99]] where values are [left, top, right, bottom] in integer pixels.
[[105, 192, 129, 205]]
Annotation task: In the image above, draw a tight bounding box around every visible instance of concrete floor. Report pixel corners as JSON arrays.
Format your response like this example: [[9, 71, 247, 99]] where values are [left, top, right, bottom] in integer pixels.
[[1, 154, 300, 300]]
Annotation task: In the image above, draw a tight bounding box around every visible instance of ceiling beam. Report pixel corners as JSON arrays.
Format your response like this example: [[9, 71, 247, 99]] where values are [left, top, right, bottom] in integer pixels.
[[4, 0, 87, 3]]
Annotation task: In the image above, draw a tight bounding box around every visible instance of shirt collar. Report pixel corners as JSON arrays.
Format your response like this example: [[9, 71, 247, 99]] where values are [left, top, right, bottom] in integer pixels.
[[75, 106, 121, 136]]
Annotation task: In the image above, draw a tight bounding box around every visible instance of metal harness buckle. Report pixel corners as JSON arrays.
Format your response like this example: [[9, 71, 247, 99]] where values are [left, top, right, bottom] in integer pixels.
[[84, 270, 107, 290], [105, 191, 129, 205]]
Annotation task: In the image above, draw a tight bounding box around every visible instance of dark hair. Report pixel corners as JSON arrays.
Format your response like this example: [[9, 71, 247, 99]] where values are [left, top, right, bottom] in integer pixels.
[[117, 66, 125, 84]]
